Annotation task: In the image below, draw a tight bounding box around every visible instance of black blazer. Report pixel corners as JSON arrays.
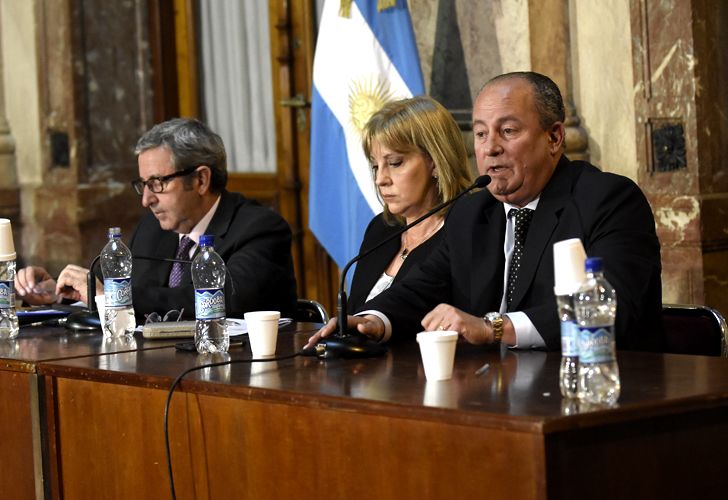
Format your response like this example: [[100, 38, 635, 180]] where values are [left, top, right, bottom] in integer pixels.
[[365, 156, 663, 351], [128, 190, 297, 320], [348, 214, 444, 313]]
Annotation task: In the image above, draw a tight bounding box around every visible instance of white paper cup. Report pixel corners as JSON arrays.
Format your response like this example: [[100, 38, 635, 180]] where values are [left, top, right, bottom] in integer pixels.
[[553, 238, 587, 296], [0, 218, 16, 261], [245, 311, 281, 357], [416, 330, 458, 381]]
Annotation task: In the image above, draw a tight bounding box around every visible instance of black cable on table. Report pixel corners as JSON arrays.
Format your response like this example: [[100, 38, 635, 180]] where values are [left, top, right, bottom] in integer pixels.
[[164, 350, 306, 500]]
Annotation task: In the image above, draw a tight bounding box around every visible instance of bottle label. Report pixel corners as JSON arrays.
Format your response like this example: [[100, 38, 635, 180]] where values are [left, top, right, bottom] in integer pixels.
[[195, 288, 225, 320], [0, 280, 14, 309], [104, 278, 132, 307], [578, 325, 616, 363], [560, 321, 579, 356]]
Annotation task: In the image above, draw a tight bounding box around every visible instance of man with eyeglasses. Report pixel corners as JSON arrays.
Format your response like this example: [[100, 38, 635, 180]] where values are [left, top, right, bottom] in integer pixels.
[[15, 118, 298, 320]]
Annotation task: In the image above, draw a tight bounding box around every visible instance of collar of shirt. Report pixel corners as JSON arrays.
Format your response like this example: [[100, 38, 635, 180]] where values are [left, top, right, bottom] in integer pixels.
[[177, 195, 221, 257], [501, 197, 540, 217]]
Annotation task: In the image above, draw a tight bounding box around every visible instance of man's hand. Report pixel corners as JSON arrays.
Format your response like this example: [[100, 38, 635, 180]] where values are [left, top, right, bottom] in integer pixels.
[[422, 304, 493, 344], [304, 314, 385, 349], [14, 266, 58, 305], [54, 265, 103, 305]]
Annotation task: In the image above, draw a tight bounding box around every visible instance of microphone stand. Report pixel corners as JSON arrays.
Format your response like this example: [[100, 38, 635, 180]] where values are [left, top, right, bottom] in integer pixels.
[[65, 255, 102, 330], [133, 255, 191, 264], [319, 175, 491, 359], [63, 255, 191, 331]]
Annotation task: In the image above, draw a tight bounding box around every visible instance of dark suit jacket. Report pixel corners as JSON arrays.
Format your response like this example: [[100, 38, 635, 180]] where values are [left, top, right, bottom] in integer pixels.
[[348, 214, 444, 313], [128, 190, 297, 320], [364, 156, 663, 351]]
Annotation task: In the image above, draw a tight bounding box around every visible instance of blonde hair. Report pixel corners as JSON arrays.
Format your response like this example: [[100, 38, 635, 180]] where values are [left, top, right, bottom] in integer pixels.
[[362, 96, 473, 224]]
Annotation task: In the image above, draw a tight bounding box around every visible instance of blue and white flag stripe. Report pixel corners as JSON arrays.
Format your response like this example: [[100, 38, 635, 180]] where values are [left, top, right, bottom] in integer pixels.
[[354, 1, 424, 87], [309, 0, 424, 268]]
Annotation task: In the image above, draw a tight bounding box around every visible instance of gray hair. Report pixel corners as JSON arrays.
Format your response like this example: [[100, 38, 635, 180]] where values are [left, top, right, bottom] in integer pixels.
[[135, 118, 228, 193], [480, 72, 565, 130]]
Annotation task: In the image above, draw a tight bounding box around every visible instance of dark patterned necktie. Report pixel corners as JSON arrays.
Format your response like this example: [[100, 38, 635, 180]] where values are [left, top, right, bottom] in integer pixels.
[[506, 208, 534, 309], [168, 236, 194, 287]]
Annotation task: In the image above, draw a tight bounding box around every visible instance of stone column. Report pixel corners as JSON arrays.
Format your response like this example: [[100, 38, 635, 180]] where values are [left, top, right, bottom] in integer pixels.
[[630, 0, 728, 314], [528, 0, 589, 160], [0, 116, 16, 189], [0, 6, 19, 246]]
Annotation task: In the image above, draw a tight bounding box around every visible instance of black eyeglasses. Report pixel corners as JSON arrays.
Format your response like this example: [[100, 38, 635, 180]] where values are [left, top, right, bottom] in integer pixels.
[[131, 166, 199, 195], [144, 308, 185, 325]]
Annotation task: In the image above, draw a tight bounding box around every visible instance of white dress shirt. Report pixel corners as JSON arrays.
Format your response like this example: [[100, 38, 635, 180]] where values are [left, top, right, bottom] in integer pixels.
[[176, 195, 221, 256]]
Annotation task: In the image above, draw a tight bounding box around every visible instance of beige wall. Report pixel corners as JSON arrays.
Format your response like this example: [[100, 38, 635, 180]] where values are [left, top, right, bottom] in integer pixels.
[[411, 0, 639, 181], [411, 0, 530, 99], [1, 0, 43, 186], [571, 0, 638, 180]]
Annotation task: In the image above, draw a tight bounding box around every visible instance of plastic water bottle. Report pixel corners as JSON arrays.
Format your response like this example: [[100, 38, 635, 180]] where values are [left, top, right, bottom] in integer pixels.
[[191, 234, 228, 353], [0, 258, 19, 340], [100, 227, 136, 337], [553, 238, 586, 399], [575, 257, 620, 405], [556, 294, 579, 398]]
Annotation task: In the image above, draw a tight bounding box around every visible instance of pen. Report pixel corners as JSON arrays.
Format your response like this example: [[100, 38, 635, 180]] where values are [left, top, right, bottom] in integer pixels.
[[475, 362, 490, 376], [24, 318, 66, 328]]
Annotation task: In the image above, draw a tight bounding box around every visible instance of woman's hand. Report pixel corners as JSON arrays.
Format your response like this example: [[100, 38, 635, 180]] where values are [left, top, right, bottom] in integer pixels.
[[304, 314, 386, 349], [14, 266, 57, 305]]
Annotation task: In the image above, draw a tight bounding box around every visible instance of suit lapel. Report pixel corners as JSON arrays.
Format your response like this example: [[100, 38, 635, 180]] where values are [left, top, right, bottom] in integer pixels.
[[470, 197, 506, 313], [154, 230, 179, 285], [358, 236, 400, 296], [509, 158, 572, 310], [183, 191, 238, 286], [204, 191, 237, 252]]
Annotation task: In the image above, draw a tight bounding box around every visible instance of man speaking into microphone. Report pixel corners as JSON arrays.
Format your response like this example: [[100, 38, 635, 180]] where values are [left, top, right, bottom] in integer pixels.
[[15, 118, 297, 320], [307, 72, 662, 352]]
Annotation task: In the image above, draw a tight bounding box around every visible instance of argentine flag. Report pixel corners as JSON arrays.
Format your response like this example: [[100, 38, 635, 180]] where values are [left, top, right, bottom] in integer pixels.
[[309, 0, 424, 268]]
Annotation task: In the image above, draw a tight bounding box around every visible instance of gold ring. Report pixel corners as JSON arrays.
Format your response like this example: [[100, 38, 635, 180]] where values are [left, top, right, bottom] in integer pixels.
[[438, 325, 446, 331]]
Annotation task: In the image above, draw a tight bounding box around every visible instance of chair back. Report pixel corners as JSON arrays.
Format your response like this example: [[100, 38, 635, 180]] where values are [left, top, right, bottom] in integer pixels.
[[295, 299, 330, 324], [661, 304, 728, 357]]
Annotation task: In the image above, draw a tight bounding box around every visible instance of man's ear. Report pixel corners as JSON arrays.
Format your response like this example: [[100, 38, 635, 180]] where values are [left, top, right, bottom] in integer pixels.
[[548, 122, 565, 154], [196, 165, 212, 194]]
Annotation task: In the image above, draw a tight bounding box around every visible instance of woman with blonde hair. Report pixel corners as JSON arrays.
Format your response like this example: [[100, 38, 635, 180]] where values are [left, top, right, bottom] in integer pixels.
[[347, 95, 473, 312]]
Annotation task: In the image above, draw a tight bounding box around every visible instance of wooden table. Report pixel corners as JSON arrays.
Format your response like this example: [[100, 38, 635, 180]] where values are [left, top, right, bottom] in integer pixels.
[[0, 325, 181, 500], [36, 328, 728, 500]]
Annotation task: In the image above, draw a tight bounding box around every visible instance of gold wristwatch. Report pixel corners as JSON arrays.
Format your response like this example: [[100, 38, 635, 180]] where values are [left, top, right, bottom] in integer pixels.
[[483, 312, 504, 344]]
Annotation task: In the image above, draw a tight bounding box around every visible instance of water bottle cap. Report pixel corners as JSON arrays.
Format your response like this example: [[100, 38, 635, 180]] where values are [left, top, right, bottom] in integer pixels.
[[199, 234, 214, 247], [107, 227, 122, 238], [585, 256, 603, 273]]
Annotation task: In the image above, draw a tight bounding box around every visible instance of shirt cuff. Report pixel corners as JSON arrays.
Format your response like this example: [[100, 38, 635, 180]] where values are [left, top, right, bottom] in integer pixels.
[[505, 311, 546, 349], [355, 310, 391, 342]]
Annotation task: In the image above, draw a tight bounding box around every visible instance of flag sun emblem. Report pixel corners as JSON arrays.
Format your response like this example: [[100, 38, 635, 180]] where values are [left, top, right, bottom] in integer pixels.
[[348, 77, 395, 136]]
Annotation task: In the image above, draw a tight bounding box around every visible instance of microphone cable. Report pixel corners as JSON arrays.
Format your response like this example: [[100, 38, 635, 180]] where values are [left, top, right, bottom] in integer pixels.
[[164, 348, 313, 500], [133, 254, 238, 296]]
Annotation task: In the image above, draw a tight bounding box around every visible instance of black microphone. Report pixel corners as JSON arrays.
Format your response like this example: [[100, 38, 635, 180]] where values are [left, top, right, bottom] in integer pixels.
[[133, 254, 240, 297], [64, 254, 102, 330], [133, 255, 191, 264], [311, 175, 491, 359], [64, 252, 195, 331]]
